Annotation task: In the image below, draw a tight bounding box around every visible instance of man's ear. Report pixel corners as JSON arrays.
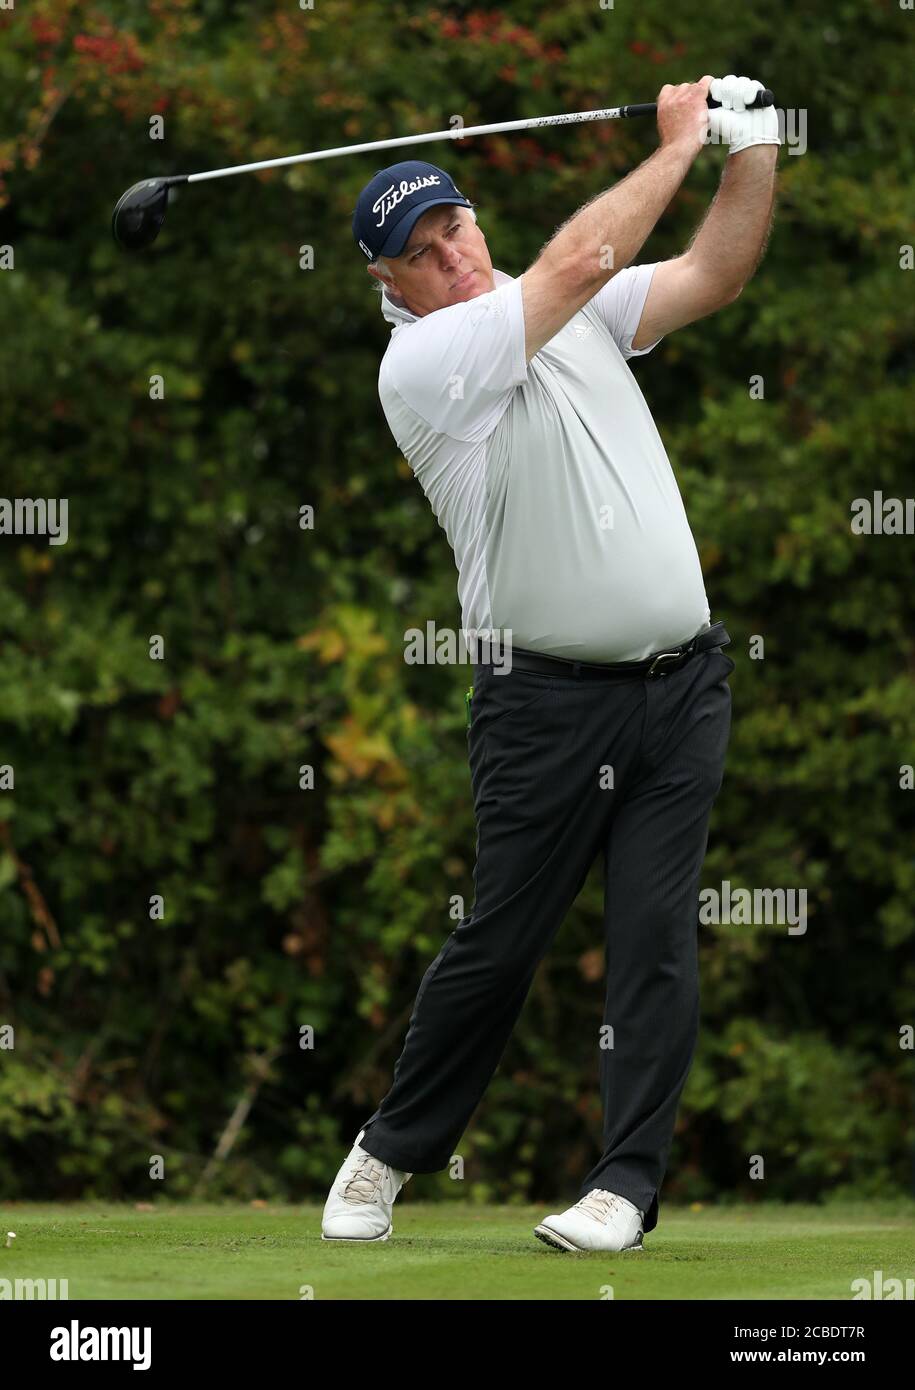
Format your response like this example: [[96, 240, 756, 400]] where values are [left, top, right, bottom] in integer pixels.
[[367, 263, 396, 293]]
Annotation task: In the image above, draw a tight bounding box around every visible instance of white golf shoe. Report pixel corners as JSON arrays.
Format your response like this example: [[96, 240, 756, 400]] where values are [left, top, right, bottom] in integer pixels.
[[321, 1129, 412, 1242], [534, 1188, 645, 1252]]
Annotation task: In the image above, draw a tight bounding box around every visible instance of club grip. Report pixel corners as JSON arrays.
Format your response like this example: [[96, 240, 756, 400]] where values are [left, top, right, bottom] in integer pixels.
[[621, 86, 775, 120], [708, 87, 774, 109]]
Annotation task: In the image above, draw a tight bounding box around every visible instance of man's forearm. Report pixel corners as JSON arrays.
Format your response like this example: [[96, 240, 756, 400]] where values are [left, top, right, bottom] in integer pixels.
[[686, 146, 778, 297], [538, 139, 699, 293]]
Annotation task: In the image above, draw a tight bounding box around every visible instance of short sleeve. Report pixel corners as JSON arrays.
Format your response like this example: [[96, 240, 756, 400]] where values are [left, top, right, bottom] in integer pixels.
[[385, 277, 528, 442], [588, 263, 662, 359]]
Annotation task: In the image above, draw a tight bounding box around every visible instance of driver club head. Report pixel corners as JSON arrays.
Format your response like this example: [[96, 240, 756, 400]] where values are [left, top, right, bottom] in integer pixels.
[[111, 178, 180, 250]]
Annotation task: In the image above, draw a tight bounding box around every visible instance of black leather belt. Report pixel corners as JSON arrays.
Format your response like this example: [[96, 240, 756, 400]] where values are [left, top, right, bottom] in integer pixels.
[[495, 621, 731, 682]]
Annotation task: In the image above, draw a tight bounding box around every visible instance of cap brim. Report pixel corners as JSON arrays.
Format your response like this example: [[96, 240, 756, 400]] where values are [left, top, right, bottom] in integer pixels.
[[379, 196, 474, 259]]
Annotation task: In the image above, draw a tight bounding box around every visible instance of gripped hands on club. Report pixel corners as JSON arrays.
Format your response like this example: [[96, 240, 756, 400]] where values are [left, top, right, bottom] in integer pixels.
[[658, 74, 782, 160]]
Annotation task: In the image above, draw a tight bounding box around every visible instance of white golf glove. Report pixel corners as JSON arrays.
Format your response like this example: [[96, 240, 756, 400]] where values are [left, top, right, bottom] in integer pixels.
[[708, 74, 781, 155]]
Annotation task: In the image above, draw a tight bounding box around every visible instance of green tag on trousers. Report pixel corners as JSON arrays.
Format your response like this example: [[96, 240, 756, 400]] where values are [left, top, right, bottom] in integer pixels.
[[465, 684, 474, 727]]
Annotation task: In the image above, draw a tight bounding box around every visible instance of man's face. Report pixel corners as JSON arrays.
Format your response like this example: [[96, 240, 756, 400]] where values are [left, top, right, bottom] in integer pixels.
[[368, 204, 495, 317]]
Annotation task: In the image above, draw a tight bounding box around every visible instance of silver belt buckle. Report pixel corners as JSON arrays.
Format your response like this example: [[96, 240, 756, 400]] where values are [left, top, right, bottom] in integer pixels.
[[647, 649, 685, 678]]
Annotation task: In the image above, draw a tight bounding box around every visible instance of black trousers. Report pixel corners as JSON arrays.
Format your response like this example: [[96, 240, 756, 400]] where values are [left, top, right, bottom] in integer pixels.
[[358, 642, 734, 1233]]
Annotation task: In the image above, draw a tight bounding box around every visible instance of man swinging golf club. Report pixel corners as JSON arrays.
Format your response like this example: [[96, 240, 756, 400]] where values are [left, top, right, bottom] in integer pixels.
[[323, 74, 779, 1252]]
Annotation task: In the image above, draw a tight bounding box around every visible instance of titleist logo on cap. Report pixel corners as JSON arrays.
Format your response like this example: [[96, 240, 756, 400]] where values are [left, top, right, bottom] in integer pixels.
[[372, 174, 442, 228]]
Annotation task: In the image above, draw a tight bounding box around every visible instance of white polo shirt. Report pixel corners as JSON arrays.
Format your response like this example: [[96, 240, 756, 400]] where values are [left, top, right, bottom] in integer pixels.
[[376, 264, 711, 662]]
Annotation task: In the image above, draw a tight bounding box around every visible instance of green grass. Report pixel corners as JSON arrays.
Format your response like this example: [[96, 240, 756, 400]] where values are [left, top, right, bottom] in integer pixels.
[[1, 1200, 912, 1300]]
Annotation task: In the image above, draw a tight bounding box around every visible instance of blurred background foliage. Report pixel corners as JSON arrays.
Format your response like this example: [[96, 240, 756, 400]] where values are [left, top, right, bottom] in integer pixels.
[[0, 0, 913, 1206]]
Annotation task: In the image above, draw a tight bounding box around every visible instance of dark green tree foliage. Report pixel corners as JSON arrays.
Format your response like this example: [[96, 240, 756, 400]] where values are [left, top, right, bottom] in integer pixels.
[[0, 0, 912, 1202]]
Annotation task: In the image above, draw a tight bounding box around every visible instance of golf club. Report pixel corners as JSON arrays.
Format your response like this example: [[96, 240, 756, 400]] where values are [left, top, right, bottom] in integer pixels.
[[112, 87, 775, 251]]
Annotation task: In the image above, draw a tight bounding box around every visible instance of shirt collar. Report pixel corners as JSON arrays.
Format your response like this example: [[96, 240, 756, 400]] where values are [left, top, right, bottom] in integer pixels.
[[380, 268, 513, 328]]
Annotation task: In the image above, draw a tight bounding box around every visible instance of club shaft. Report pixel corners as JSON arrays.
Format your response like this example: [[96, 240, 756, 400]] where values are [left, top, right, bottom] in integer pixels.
[[185, 108, 630, 184]]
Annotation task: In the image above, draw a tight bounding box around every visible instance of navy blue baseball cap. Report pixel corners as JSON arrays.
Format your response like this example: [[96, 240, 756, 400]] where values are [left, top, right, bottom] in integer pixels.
[[352, 160, 474, 262]]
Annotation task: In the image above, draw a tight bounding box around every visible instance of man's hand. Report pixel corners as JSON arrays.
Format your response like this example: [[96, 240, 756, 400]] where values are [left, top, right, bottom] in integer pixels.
[[656, 77, 713, 157], [707, 75, 781, 156]]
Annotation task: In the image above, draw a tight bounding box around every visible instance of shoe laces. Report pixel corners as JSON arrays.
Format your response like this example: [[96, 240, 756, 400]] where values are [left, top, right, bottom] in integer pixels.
[[575, 1189, 637, 1224], [341, 1153, 396, 1206]]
